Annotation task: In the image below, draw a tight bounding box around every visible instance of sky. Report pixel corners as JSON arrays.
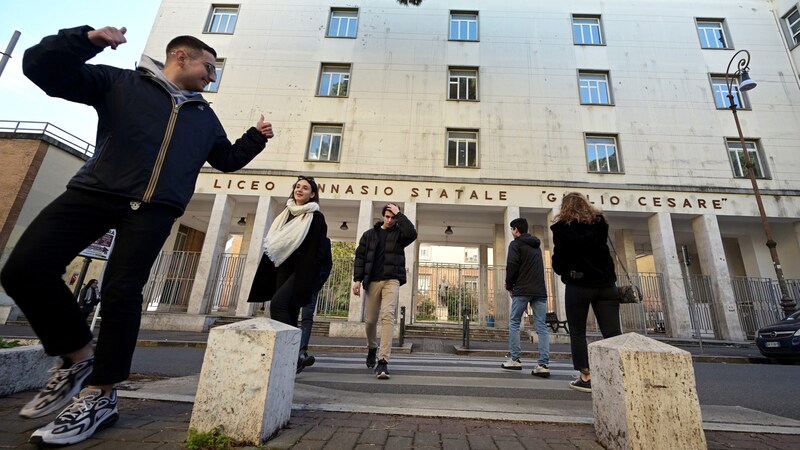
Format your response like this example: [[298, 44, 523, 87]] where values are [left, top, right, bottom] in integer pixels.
[[0, 0, 161, 144]]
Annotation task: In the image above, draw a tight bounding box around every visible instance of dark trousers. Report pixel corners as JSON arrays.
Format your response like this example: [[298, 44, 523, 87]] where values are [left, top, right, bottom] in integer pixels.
[[0, 188, 177, 385], [564, 284, 622, 371], [299, 291, 320, 352], [270, 271, 301, 327]]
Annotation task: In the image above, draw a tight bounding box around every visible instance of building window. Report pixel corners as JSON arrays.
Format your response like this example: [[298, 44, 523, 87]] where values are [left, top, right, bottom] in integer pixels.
[[203, 59, 225, 93], [318, 64, 350, 97], [307, 125, 342, 162], [206, 6, 238, 34], [572, 15, 603, 45], [450, 12, 478, 41], [327, 9, 358, 38], [784, 7, 800, 47], [697, 19, 729, 49], [585, 135, 621, 173], [448, 68, 478, 100], [464, 248, 478, 264], [710, 76, 748, 109], [418, 274, 431, 292], [578, 71, 611, 105], [727, 139, 766, 178], [446, 130, 478, 168]]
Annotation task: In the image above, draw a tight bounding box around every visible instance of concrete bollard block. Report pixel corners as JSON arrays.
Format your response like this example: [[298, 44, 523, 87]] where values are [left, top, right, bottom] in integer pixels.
[[0, 344, 57, 396], [588, 333, 706, 450], [189, 318, 299, 444]]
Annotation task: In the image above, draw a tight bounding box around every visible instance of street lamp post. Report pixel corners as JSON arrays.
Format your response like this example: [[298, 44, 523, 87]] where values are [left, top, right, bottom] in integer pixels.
[[725, 49, 797, 316]]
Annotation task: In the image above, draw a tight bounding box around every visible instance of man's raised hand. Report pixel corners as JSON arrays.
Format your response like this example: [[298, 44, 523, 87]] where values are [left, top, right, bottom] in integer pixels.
[[87, 26, 128, 50], [256, 114, 274, 140]]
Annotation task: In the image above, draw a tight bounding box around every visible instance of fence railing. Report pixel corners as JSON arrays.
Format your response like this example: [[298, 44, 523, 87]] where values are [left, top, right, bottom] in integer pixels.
[[205, 253, 247, 314], [315, 257, 354, 318], [143, 251, 201, 313], [684, 274, 721, 339], [732, 276, 800, 339], [0, 120, 95, 157], [586, 272, 671, 336]]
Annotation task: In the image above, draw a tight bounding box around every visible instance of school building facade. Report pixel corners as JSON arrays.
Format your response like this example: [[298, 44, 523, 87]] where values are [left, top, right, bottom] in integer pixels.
[[3, 0, 800, 342]]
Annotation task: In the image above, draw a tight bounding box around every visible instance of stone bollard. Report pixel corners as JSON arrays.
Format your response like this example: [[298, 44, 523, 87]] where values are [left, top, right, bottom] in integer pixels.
[[189, 318, 299, 445], [588, 333, 707, 450]]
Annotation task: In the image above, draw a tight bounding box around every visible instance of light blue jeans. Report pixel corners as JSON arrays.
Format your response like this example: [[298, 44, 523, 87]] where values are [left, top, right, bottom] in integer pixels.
[[509, 296, 550, 365]]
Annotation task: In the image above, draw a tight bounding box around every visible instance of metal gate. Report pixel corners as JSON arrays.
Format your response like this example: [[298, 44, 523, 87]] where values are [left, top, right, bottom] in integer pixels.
[[206, 253, 247, 314], [315, 257, 354, 318], [732, 276, 796, 339], [586, 272, 671, 336], [684, 274, 720, 339], [143, 251, 200, 312]]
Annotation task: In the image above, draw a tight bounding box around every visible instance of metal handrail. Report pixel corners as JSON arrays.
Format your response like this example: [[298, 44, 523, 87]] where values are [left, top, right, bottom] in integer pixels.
[[0, 120, 95, 157]]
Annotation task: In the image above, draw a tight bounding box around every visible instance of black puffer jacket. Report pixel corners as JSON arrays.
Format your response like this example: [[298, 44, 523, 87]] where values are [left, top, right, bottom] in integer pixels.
[[505, 233, 547, 297], [23, 26, 267, 213], [353, 213, 417, 288], [550, 215, 617, 288]]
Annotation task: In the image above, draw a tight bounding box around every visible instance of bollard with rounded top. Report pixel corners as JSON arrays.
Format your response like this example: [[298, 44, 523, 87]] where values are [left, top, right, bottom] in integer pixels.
[[588, 332, 707, 450], [189, 318, 300, 444]]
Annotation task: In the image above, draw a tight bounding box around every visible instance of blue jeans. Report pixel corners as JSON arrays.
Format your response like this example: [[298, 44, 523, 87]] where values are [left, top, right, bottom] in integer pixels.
[[509, 296, 550, 364], [299, 291, 319, 352]]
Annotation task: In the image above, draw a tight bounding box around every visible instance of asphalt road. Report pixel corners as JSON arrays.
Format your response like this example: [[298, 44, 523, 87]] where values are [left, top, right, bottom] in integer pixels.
[[129, 346, 800, 421]]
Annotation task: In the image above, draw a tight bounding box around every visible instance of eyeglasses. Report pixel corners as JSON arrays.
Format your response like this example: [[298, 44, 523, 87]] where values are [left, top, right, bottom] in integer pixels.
[[200, 61, 216, 77], [297, 176, 315, 181]]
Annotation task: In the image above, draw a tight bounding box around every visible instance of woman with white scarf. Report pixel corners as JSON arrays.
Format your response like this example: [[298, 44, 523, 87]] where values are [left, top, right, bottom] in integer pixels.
[[247, 176, 328, 325]]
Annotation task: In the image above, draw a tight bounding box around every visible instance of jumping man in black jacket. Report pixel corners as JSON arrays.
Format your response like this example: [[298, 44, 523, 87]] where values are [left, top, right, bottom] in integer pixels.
[[0, 26, 273, 445], [352, 203, 417, 379]]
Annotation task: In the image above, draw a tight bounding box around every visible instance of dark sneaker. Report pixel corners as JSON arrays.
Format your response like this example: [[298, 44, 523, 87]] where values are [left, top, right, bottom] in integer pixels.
[[532, 364, 551, 378], [366, 347, 377, 369], [501, 357, 522, 370], [296, 352, 316, 374], [29, 388, 119, 445], [20, 356, 94, 419], [569, 377, 592, 393], [375, 359, 390, 379]]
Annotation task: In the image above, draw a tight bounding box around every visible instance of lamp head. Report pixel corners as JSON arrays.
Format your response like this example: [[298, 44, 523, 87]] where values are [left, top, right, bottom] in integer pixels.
[[739, 70, 757, 92], [340, 221, 348, 231], [237, 217, 246, 226], [444, 225, 453, 236]]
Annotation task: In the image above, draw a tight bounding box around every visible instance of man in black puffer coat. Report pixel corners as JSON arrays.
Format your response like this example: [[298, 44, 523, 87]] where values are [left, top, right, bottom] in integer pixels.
[[0, 25, 273, 446], [352, 203, 417, 380]]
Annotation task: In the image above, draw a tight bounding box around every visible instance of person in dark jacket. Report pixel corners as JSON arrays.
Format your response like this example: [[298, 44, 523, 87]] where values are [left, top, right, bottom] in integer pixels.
[[502, 218, 550, 377], [0, 26, 273, 445], [78, 279, 101, 319], [296, 236, 333, 374], [352, 203, 417, 379], [550, 192, 621, 393], [247, 176, 328, 330]]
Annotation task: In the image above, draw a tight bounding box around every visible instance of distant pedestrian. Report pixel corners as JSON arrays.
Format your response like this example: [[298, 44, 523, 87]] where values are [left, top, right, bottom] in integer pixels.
[[550, 192, 621, 393], [78, 279, 100, 319], [247, 176, 328, 331], [501, 218, 550, 378], [352, 203, 417, 379], [297, 236, 333, 374]]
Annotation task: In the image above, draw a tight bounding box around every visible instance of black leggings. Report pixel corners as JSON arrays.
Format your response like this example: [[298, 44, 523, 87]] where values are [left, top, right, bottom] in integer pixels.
[[564, 284, 622, 371]]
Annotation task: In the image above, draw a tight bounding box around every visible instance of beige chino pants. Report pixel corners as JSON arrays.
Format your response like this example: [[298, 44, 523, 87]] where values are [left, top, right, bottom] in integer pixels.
[[364, 279, 400, 361]]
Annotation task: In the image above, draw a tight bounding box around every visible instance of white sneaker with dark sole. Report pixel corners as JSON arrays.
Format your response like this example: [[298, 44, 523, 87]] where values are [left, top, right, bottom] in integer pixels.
[[29, 387, 119, 445], [501, 357, 522, 370], [532, 364, 551, 378], [20, 356, 94, 419]]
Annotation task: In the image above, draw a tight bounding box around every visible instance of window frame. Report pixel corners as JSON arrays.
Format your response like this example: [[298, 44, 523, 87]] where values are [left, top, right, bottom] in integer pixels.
[[317, 63, 351, 97], [205, 5, 239, 34], [446, 129, 479, 168], [448, 67, 479, 101], [327, 8, 359, 38], [782, 6, 800, 49], [584, 134, 623, 174], [572, 15, 604, 45], [306, 124, 344, 163], [449, 11, 479, 41], [203, 59, 226, 93], [578, 70, 613, 105], [709, 74, 749, 109], [696, 18, 731, 49], [726, 138, 768, 179]]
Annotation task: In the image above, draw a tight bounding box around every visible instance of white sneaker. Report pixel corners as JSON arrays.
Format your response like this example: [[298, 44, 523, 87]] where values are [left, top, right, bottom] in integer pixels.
[[29, 387, 119, 445], [501, 357, 522, 370], [20, 356, 94, 419], [532, 364, 551, 378]]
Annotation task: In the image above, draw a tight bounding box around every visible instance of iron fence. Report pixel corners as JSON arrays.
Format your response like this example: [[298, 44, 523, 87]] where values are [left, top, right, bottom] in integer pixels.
[[683, 274, 721, 339], [315, 257, 354, 318], [586, 272, 671, 336], [206, 253, 247, 314], [732, 276, 800, 339], [0, 120, 95, 157], [143, 251, 200, 312]]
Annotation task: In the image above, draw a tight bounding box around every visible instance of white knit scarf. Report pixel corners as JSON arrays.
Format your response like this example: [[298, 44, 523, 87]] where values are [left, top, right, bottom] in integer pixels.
[[263, 199, 320, 266]]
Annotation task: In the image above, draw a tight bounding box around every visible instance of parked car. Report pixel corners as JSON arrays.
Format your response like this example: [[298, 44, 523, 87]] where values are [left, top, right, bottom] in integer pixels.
[[755, 310, 800, 363]]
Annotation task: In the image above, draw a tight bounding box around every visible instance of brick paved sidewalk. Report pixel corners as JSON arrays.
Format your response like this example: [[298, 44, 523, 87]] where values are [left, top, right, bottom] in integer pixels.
[[1, 393, 796, 449]]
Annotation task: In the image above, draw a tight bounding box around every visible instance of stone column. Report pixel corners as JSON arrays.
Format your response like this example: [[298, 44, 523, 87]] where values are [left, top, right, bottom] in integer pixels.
[[478, 244, 489, 326], [398, 202, 417, 328], [348, 200, 373, 322], [648, 213, 693, 338], [187, 193, 234, 315], [613, 229, 637, 277], [236, 196, 278, 317], [493, 206, 520, 328], [693, 214, 746, 341], [547, 209, 566, 320], [239, 212, 257, 256]]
